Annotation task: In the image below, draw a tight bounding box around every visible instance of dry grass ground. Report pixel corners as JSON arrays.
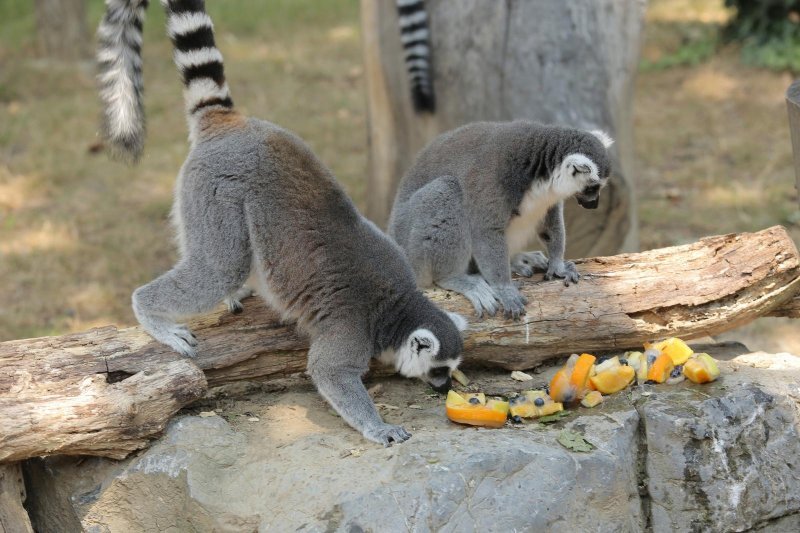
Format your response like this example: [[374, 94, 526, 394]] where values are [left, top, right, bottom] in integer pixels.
[[1, 0, 798, 352]]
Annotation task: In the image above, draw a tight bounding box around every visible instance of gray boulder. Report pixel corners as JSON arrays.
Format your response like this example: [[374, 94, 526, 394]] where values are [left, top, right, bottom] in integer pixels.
[[21, 349, 800, 532]]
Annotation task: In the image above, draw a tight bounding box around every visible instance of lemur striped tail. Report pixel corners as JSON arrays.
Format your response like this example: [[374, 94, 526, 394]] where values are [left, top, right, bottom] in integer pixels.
[[97, 0, 149, 162], [161, 0, 234, 140], [396, 0, 435, 113]]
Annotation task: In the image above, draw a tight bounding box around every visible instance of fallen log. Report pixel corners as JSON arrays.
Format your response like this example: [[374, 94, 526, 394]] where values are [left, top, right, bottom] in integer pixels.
[[1, 226, 798, 463]]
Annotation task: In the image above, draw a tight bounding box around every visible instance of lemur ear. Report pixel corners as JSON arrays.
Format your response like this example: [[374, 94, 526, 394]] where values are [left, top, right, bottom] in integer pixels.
[[572, 163, 591, 176], [590, 130, 615, 149], [409, 329, 440, 357], [446, 311, 469, 332]]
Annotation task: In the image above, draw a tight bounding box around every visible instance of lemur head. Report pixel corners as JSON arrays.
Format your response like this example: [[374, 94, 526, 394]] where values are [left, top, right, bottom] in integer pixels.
[[554, 130, 614, 210], [394, 310, 467, 394]]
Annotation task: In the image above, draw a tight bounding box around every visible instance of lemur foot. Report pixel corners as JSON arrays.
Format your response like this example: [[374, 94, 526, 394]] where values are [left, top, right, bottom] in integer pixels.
[[225, 298, 244, 314], [363, 423, 412, 447], [142, 321, 198, 357], [493, 284, 527, 319], [511, 251, 549, 277], [224, 286, 254, 314], [544, 260, 580, 286], [438, 275, 498, 318]]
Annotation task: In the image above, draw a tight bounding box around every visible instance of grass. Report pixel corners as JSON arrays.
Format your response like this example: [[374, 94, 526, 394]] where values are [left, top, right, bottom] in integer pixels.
[[1, 0, 799, 352]]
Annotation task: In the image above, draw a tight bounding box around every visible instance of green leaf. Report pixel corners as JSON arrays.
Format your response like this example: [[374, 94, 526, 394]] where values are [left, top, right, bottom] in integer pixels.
[[537, 411, 571, 424], [557, 430, 594, 453]]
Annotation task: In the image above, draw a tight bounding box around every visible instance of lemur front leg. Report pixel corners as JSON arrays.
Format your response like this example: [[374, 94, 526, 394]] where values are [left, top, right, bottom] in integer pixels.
[[472, 226, 527, 319], [307, 330, 411, 446], [538, 201, 579, 285]]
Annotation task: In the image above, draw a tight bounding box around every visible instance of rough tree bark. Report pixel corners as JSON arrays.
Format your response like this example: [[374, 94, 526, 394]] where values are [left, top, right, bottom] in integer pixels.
[[361, 0, 646, 256], [0, 463, 32, 533], [0, 226, 798, 463], [33, 0, 89, 61], [785, 80, 800, 205]]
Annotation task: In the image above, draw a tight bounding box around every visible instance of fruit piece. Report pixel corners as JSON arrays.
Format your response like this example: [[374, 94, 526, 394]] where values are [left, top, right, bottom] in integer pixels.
[[644, 349, 660, 365], [589, 365, 635, 394], [645, 338, 694, 365], [646, 352, 675, 383], [683, 353, 720, 384], [569, 353, 597, 392], [451, 369, 470, 386], [446, 392, 507, 427], [549, 368, 576, 403], [581, 390, 604, 408], [521, 390, 565, 418], [509, 396, 537, 418], [462, 392, 486, 405], [666, 365, 685, 385], [595, 356, 621, 374]]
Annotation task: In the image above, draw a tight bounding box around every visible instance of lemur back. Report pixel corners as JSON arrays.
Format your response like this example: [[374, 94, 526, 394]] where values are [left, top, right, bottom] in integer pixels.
[[96, 0, 466, 446]]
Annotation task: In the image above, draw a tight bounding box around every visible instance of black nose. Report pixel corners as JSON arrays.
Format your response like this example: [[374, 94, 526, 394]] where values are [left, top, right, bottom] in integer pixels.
[[578, 197, 599, 209], [430, 376, 452, 394]]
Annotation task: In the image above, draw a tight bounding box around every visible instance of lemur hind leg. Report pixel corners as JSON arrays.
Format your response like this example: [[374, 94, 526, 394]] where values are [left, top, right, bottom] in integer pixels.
[[403, 176, 499, 317], [133, 206, 251, 356]]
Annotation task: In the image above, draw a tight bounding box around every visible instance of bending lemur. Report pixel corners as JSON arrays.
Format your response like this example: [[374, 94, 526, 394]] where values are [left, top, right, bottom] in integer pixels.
[[97, 0, 467, 446], [396, 0, 434, 113], [388, 121, 613, 319]]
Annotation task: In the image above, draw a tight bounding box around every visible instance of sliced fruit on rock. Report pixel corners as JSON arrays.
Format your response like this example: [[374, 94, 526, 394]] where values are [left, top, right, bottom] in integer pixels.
[[461, 392, 486, 405], [645, 337, 693, 365], [508, 396, 537, 418], [451, 369, 470, 386], [519, 390, 564, 417], [666, 365, 685, 385], [683, 353, 720, 384], [594, 355, 621, 374], [589, 365, 635, 394], [626, 351, 643, 371], [445, 392, 508, 427], [581, 390, 604, 408], [646, 352, 675, 383], [569, 353, 597, 392], [549, 368, 576, 403]]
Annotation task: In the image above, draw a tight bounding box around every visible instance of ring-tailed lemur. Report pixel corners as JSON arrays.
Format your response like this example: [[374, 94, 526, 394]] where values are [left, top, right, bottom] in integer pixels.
[[396, 0, 434, 113], [96, 0, 467, 446], [388, 121, 614, 319]]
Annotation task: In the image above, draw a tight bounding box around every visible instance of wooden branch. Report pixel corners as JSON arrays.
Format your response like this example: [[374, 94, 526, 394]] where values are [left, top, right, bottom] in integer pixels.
[[1, 226, 798, 463]]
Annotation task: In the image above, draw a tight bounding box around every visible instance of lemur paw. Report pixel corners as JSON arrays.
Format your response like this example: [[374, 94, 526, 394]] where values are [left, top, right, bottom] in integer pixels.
[[225, 297, 244, 314], [146, 323, 198, 357], [544, 260, 580, 286], [511, 251, 549, 277], [464, 280, 499, 318], [363, 423, 412, 447], [493, 284, 527, 320]]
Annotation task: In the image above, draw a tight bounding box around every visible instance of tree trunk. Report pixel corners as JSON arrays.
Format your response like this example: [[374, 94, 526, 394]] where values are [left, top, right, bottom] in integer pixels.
[[0, 464, 32, 533], [33, 0, 89, 61], [1, 227, 798, 463], [361, 0, 645, 256]]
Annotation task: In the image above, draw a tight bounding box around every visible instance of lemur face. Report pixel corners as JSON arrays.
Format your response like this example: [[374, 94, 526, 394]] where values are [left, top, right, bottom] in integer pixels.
[[558, 130, 614, 210], [395, 312, 467, 394]]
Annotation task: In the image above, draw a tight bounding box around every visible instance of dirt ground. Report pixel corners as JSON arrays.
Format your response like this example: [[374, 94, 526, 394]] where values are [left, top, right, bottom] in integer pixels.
[[0, 0, 798, 352]]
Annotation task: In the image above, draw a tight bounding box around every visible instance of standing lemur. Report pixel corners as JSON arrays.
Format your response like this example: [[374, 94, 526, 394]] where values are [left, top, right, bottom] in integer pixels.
[[388, 121, 614, 319], [96, 0, 467, 446]]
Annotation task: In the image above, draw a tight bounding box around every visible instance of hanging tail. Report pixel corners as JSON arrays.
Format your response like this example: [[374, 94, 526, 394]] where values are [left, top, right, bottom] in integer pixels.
[[396, 0, 435, 113], [161, 0, 234, 140], [96, 0, 150, 162]]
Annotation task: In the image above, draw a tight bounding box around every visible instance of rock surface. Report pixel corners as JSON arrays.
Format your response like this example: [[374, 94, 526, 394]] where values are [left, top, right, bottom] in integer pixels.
[[21, 346, 800, 532]]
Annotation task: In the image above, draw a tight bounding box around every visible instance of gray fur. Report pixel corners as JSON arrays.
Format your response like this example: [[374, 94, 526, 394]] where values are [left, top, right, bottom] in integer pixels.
[[103, 0, 466, 446], [388, 120, 612, 318]]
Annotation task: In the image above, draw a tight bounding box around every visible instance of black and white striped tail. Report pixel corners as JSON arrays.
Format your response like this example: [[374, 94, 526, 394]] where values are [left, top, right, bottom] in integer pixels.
[[97, 0, 150, 162], [396, 0, 435, 113], [161, 0, 234, 138]]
